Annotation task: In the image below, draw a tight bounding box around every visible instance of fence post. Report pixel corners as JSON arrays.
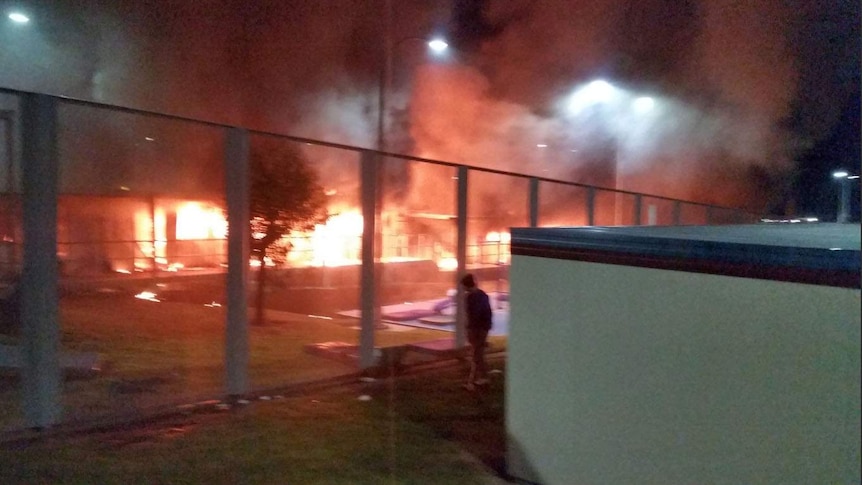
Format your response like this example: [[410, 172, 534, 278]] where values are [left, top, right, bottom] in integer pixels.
[[529, 177, 539, 227], [1, 110, 14, 194], [586, 187, 595, 226], [21, 93, 61, 428], [673, 201, 682, 225], [359, 151, 378, 368], [706, 206, 713, 225], [224, 127, 250, 398], [633, 194, 642, 226], [455, 166, 468, 349]]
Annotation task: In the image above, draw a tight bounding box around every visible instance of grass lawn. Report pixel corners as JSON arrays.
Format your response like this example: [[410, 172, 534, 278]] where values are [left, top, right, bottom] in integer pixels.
[[0, 357, 508, 484], [1, 293, 507, 432]]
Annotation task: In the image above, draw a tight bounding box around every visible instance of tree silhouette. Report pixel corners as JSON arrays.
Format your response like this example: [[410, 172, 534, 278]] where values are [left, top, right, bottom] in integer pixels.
[[250, 139, 327, 325]]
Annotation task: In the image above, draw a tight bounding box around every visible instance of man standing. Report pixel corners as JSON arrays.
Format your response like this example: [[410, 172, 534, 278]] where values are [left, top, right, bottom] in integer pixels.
[[461, 273, 492, 391]]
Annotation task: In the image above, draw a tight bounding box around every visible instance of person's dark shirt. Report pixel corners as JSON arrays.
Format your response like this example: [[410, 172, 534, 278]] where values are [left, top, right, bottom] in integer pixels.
[[465, 288, 492, 330]]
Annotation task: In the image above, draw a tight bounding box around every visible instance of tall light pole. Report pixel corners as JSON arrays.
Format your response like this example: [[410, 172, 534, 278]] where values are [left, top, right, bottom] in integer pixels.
[[378, 37, 448, 153], [1, 110, 14, 194], [376, 21, 446, 259], [616, 95, 654, 225], [832, 170, 859, 223], [1, 110, 15, 257], [363, 0, 448, 365], [568, 80, 657, 225]]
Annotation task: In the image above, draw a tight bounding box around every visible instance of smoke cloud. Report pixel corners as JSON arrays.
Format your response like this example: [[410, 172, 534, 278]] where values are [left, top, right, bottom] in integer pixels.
[[0, 0, 856, 217], [406, 0, 857, 214]]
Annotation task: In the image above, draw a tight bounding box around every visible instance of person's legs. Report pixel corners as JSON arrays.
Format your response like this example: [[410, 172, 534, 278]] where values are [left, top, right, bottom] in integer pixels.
[[473, 329, 489, 385], [464, 328, 481, 390], [465, 328, 489, 389]]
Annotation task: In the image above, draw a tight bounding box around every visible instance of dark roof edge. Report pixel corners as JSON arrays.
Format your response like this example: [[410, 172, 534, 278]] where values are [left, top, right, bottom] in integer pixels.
[[511, 230, 861, 289]]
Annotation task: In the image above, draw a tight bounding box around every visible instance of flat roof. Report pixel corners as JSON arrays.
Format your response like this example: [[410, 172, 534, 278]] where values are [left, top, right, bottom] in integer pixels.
[[510, 223, 861, 288]]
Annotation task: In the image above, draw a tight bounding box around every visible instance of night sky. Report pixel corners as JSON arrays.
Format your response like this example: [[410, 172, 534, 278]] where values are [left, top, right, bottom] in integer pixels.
[[795, 87, 860, 221], [1, 0, 859, 219]]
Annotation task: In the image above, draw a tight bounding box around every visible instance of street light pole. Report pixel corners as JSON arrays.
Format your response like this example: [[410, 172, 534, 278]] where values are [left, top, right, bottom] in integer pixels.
[[377, 0, 393, 154], [1, 110, 14, 194], [832, 170, 854, 223], [376, 24, 447, 260], [362, 1, 448, 366], [379, 35, 448, 152], [359, 0, 393, 369]]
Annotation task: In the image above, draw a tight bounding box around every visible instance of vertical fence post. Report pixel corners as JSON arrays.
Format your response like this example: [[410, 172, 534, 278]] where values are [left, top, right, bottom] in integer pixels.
[[359, 151, 378, 368], [224, 127, 250, 398], [455, 166, 468, 349], [20, 94, 61, 428], [673, 201, 682, 226], [529, 177, 539, 227], [633, 194, 642, 226], [705, 206, 713, 225], [586, 187, 595, 226], [1, 110, 14, 194]]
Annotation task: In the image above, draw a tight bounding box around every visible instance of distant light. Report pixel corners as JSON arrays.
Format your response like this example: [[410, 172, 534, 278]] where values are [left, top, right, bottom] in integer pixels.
[[8, 12, 29, 23], [633, 96, 655, 113], [536, 144, 548, 148], [829, 247, 842, 251], [144, 136, 155, 142], [848, 175, 860, 180], [120, 186, 130, 191], [427, 39, 448, 53], [833, 170, 849, 179], [763, 217, 823, 224]]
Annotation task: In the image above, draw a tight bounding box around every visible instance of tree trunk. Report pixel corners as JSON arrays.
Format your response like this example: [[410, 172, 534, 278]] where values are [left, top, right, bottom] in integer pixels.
[[254, 253, 266, 325]]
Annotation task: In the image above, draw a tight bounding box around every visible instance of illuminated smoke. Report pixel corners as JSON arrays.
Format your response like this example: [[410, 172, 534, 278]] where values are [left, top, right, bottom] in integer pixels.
[[0, 0, 856, 216], [405, 0, 844, 213]]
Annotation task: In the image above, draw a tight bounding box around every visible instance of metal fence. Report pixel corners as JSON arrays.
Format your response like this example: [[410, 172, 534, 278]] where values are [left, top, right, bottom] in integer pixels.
[[0, 87, 760, 431]]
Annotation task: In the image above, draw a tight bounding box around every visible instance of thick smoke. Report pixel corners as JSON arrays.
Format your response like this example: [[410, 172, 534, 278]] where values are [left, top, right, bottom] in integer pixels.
[[0, 0, 856, 217], [406, 0, 857, 215]]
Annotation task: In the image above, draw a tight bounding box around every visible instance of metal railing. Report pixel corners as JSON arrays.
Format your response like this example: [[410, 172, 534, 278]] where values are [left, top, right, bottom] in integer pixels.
[[0, 86, 760, 430]]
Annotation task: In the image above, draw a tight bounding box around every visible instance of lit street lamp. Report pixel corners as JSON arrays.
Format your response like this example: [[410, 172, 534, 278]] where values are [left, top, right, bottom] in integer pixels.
[[364, 1, 449, 366], [7, 12, 30, 24], [567, 80, 658, 224], [832, 170, 859, 223], [377, 36, 448, 152]]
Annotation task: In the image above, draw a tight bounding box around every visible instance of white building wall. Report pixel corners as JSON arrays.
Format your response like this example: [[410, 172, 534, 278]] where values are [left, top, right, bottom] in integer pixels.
[[507, 255, 861, 484]]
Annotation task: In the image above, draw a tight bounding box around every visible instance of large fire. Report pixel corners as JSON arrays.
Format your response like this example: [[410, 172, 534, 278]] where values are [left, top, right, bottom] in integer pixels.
[[121, 201, 512, 274], [291, 210, 363, 267]]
